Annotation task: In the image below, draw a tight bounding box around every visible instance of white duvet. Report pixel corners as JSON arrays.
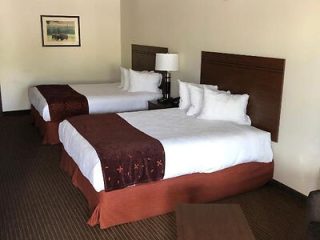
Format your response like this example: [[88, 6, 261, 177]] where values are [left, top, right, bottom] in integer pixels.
[[28, 82, 162, 121], [59, 108, 273, 192]]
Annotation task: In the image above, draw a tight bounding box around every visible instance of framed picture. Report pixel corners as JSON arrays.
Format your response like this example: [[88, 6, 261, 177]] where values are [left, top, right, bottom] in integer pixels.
[[40, 15, 81, 47]]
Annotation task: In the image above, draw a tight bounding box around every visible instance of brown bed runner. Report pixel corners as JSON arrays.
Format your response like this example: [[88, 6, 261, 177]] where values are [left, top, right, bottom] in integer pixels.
[[36, 85, 89, 122], [68, 114, 165, 192]]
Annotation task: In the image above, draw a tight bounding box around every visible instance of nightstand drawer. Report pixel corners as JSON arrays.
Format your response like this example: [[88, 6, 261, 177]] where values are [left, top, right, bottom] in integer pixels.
[[148, 100, 178, 110]]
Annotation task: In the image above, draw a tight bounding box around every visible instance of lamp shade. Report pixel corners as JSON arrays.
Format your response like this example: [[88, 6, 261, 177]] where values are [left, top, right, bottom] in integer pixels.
[[155, 53, 179, 72]]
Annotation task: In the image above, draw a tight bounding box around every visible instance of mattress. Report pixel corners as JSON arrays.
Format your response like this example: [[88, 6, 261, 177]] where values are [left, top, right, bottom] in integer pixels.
[[59, 108, 273, 192], [28, 82, 162, 121]]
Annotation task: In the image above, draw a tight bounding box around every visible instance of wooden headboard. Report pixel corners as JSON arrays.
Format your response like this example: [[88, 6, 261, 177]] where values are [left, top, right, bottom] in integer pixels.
[[132, 44, 168, 95], [200, 51, 285, 142], [131, 44, 168, 71]]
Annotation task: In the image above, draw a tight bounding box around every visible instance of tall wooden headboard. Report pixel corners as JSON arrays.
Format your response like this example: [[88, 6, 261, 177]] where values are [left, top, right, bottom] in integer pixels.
[[132, 44, 168, 70], [131, 44, 168, 95], [200, 51, 285, 142]]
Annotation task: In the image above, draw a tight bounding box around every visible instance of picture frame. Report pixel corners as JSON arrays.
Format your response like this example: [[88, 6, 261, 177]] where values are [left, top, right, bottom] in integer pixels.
[[40, 15, 81, 47]]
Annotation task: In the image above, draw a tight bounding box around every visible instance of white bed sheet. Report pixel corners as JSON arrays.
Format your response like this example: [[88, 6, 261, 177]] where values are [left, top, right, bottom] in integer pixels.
[[59, 108, 273, 192], [28, 82, 162, 121]]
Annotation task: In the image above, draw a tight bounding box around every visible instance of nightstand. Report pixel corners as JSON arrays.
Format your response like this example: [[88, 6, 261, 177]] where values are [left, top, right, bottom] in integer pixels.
[[148, 100, 179, 110]]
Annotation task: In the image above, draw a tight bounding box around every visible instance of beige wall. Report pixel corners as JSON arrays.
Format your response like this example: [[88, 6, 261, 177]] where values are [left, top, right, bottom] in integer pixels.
[[0, 0, 121, 111], [121, 0, 320, 195]]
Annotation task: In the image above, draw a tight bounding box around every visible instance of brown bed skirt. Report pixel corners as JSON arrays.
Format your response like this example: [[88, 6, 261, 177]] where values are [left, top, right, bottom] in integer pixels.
[[60, 148, 274, 229], [31, 106, 60, 145]]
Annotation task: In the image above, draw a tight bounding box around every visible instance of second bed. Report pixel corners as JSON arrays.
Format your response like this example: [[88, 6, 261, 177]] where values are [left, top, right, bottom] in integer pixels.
[[29, 44, 167, 144]]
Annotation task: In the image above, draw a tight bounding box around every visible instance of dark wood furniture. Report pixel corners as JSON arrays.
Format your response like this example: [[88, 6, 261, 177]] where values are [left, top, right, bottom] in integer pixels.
[[176, 204, 255, 240], [132, 44, 168, 71], [0, 86, 2, 116], [307, 190, 320, 240], [148, 100, 178, 110], [31, 44, 168, 145], [201, 52, 285, 142]]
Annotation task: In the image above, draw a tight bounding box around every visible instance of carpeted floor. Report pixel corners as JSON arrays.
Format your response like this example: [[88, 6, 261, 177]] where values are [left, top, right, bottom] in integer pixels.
[[0, 114, 307, 240]]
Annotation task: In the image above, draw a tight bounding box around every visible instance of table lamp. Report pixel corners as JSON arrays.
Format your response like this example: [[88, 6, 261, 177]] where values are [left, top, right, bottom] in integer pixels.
[[155, 53, 179, 100]]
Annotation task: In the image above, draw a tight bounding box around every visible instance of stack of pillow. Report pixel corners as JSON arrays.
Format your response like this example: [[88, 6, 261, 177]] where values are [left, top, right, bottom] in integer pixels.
[[178, 80, 251, 125], [120, 67, 162, 94]]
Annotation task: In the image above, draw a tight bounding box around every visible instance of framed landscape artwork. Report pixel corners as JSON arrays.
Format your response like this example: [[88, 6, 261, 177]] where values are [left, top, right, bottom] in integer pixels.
[[41, 15, 81, 47]]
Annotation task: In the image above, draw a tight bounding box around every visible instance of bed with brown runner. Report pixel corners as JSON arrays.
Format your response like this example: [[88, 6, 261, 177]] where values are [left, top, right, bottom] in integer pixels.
[[59, 51, 285, 229], [29, 44, 168, 144]]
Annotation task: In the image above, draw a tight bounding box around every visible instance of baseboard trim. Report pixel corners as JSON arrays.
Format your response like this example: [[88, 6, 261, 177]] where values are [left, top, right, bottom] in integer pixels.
[[2, 110, 31, 116], [270, 179, 307, 199]]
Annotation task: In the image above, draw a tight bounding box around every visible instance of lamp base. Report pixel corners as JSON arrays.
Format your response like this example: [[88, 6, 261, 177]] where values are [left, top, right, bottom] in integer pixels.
[[165, 73, 171, 99]]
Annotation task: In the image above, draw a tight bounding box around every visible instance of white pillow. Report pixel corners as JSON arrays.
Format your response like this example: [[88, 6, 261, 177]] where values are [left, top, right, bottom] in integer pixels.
[[178, 80, 218, 110], [195, 83, 218, 91], [178, 80, 190, 110], [186, 84, 204, 116], [198, 88, 251, 125], [120, 67, 130, 90], [128, 69, 162, 93]]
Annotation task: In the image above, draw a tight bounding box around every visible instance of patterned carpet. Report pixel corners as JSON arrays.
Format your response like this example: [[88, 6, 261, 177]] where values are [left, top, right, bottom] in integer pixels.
[[0, 114, 307, 240]]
